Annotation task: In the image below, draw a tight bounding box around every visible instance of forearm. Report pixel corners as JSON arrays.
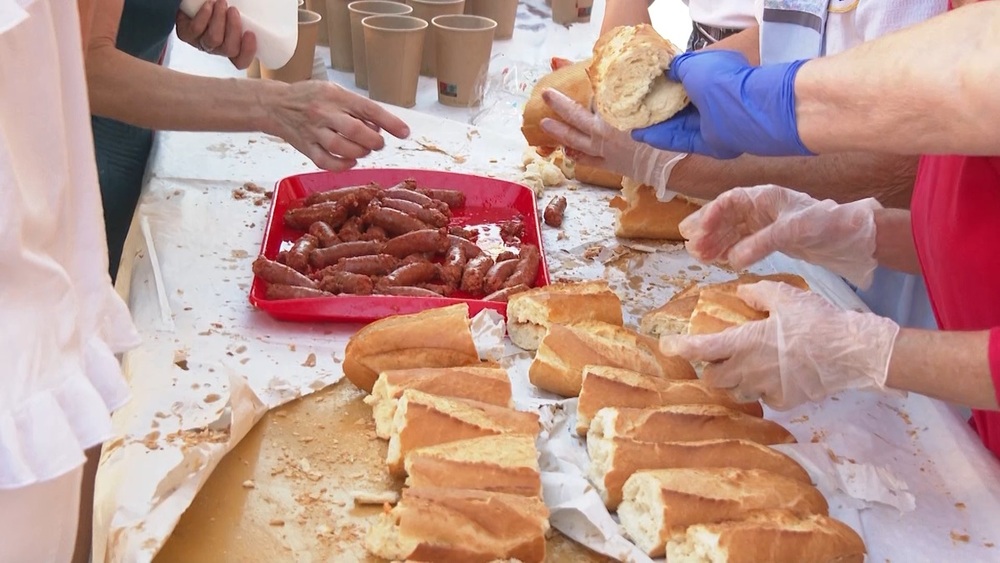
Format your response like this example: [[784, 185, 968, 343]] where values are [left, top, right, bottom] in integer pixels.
[[668, 151, 917, 208], [887, 329, 999, 411], [702, 27, 759, 66], [600, 0, 652, 35], [795, 2, 1000, 155], [873, 208, 921, 274]]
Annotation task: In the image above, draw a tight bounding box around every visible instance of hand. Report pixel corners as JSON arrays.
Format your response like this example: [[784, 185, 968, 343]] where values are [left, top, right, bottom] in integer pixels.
[[680, 185, 881, 288], [630, 51, 813, 159], [176, 0, 257, 70], [660, 281, 900, 409], [538, 89, 686, 194], [264, 81, 411, 170]]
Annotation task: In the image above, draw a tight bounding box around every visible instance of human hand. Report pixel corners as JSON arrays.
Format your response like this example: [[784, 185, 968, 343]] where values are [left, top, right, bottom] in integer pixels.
[[660, 281, 900, 409], [539, 88, 685, 193], [680, 185, 881, 288], [177, 0, 257, 70], [264, 81, 410, 170], [630, 51, 813, 159]]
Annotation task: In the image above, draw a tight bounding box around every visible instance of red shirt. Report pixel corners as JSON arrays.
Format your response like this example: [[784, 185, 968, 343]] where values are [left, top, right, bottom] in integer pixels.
[[911, 155, 1000, 458]]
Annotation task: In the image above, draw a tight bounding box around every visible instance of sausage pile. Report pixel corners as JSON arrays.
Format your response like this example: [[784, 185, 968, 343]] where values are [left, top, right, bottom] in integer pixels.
[[253, 179, 542, 303]]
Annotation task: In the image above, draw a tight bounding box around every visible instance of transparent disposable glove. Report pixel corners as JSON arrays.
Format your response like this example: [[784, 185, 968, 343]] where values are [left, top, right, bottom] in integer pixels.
[[631, 51, 813, 159], [539, 89, 686, 197], [679, 185, 882, 288], [660, 281, 900, 410]]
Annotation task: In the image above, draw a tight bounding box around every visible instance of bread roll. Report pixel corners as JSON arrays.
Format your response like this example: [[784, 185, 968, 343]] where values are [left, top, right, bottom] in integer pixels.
[[507, 281, 624, 351], [574, 164, 625, 189], [589, 25, 689, 131], [577, 365, 762, 435], [405, 435, 542, 497], [587, 438, 811, 509], [386, 390, 539, 476], [610, 178, 703, 241], [521, 59, 593, 149], [665, 509, 866, 563], [344, 304, 480, 393], [528, 321, 696, 397], [365, 366, 513, 439], [618, 468, 829, 557], [588, 405, 796, 446], [365, 487, 550, 563]]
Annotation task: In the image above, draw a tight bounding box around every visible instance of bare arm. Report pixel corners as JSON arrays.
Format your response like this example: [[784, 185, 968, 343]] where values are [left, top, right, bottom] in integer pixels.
[[702, 26, 760, 65], [873, 208, 921, 273], [888, 329, 998, 410], [600, 0, 652, 35], [795, 1, 1000, 155]]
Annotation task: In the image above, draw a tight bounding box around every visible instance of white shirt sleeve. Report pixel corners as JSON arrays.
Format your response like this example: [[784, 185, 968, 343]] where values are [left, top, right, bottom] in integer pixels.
[[824, 0, 948, 55]]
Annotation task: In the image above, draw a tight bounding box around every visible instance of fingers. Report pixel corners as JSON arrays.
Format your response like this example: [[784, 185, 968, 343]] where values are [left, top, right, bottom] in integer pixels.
[[541, 89, 599, 135], [631, 106, 701, 153], [218, 6, 244, 59], [724, 223, 784, 270], [666, 51, 696, 82], [304, 143, 358, 172], [177, 1, 213, 44], [700, 359, 745, 391], [201, 0, 229, 52], [314, 126, 373, 161], [343, 91, 410, 139], [736, 280, 810, 313], [539, 117, 600, 156], [659, 332, 735, 364], [230, 31, 257, 70]]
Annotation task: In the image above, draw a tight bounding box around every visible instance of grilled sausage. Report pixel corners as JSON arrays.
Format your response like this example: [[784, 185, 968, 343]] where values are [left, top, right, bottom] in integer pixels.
[[303, 183, 380, 207], [380, 262, 440, 287], [253, 256, 318, 289], [364, 206, 429, 236], [483, 284, 530, 303], [335, 254, 400, 276], [317, 271, 374, 295], [264, 284, 331, 300], [308, 221, 340, 247], [377, 286, 442, 297], [380, 197, 450, 227], [503, 244, 541, 288], [286, 234, 318, 273], [309, 240, 384, 269], [543, 195, 567, 227], [382, 228, 450, 258], [283, 195, 357, 230], [440, 244, 467, 287], [483, 259, 519, 294], [459, 254, 494, 295], [416, 188, 466, 209]]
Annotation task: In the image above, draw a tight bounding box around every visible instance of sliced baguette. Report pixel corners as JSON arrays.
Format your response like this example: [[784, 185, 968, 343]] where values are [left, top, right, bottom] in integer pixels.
[[506, 281, 624, 351], [404, 435, 542, 497], [588, 405, 796, 446]]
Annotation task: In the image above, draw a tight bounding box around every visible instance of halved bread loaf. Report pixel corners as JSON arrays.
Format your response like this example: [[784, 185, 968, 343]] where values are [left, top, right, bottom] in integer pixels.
[[529, 321, 696, 397], [506, 281, 623, 351], [576, 365, 762, 435], [365, 366, 513, 439], [588, 405, 796, 446], [386, 390, 540, 476], [687, 274, 810, 335], [365, 487, 550, 563], [404, 435, 542, 497], [609, 178, 703, 241], [618, 468, 829, 557], [665, 509, 866, 563], [587, 437, 812, 509]]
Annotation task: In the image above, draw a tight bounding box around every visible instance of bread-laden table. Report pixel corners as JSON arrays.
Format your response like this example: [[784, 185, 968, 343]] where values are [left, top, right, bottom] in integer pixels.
[[95, 10, 1000, 563]]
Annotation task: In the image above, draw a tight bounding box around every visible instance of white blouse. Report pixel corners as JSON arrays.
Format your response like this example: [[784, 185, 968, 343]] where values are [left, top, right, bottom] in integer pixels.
[[0, 0, 139, 489]]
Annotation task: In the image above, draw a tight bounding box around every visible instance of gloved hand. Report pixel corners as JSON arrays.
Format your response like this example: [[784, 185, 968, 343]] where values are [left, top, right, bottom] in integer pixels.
[[539, 89, 686, 196], [631, 51, 813, 159], [679, 185, 881, 288], [660, 281, 900, 410]]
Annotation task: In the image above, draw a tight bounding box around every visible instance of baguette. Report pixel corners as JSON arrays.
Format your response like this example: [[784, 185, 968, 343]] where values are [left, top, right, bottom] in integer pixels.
[[688, 274, 810, 336], [405, 435, 542, 497], [577, 365, 762, 435], [588, 405, 796, 446], [386, 390, 540, 476], [665, 509, 866, 563], [589, 25, 689, 131], [365, 366, 513, 439], [365, 487, 550, 563], [618, 468, 829, 557], [343, 304, 480, 393], [610, 178, 702, 241], [521, 59, 593, 149], [506, 281, 624, 351], [529, 321, 696, 397], [587, 438, 812, 509]]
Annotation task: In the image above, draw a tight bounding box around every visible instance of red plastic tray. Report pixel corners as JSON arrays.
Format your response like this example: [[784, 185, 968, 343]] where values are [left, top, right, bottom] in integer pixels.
[[249, 168, 551, 323]]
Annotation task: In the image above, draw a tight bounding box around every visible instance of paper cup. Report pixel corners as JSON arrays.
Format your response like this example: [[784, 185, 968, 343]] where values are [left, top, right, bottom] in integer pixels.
[[551, 0, 576, 24], [362, 15, 427, 107], [577, 0, 593, 22], [463, 0, 517, 39], [432, 15, 495, 107], [306, 0, 329, 45], [406, 0, 465, 77], [326, 0, 354, 70], [261, 9, 322, 83], [349, 1, 414, 89]]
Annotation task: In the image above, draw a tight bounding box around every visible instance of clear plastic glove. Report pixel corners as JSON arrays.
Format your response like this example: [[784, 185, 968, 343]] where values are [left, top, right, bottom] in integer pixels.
[[660, 281, 900, 410], [630, 51, 813, 159], [680, 185, 881, 288], [538, 89, 686, 195], [177, 0, 257, 70]]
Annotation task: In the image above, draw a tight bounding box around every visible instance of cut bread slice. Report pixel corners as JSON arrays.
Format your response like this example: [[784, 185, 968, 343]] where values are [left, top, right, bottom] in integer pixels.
[[405, 435, 542, 497], [506, 281, 623, 351], [588, 405, 796, 446]]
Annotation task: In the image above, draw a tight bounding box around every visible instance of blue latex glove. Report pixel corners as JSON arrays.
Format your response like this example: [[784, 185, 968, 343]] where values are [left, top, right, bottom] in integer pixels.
[[631, 51, 815, 159]]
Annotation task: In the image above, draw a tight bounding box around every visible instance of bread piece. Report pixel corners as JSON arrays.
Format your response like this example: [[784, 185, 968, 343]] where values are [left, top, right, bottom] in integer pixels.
[[665, 509, 866, 563], [588, 405, 796, 446], [610, 178, 702, 241], [366, 487, 550, 563], [344, 304, 480, 393], [528, 321, 696, 397], [575, 164, 625, 189], [588, 438, 812, 509], [618, 468, 829, 557], [507, 281, 624, 351], [522, 60, 593, 149], [405, 435, 542, 497], [577, 365, 762, 435], [386, 390, 540, 476], [589, 25, 689, 131], [365, 367, 513, 440]]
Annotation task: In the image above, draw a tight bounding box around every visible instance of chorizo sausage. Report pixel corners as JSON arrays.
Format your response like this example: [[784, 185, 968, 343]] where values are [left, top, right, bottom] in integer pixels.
[[360, 225, 389, 242], [286, 234, 318, 273], [380, 197, 450, 227], [503, 244, 541, 289], [309, 240, 384, 269], [440, 244, 467, 287], [364, 206, 429, 236], [253, 256, 318, 289], [416, 188, 466, 209], [336, 254, 400, 276], [265, 284, 331, 300], [459, 254, 494, 295], [483, 259, 520, 294], [449, 225, 478, 241], [336, 216, 364, 242], [483, 284, 530, 303], [495, 250, 518, 263], [308, 221, 340, 247], [377, 286, 442, 297], [283, 194, 358, 230], [384, 185, 450, 215], [447, 235, 482, 258], [381, 228, 450, 258], [401, 253, 434, 265], [419, 283, 454, 297], [317, 271, 374, 295], [304, 183, 380, 207], [543, 195, 567, 227], [380, 262, 440, 287]]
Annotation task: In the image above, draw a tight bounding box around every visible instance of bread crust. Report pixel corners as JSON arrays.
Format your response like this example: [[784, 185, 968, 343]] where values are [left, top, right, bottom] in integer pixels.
[[610, 178, 702, 240], [522, 60, 593, 149], [589, 405, 796, 445], [688, 274, 810, 335], [507, 281, 624, 351], [405, 435, 542, 497]]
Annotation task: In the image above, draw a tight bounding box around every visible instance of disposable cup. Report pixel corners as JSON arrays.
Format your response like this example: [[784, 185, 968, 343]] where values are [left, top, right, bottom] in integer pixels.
[[362, 14, 427, 107], [406, 0, 465, 76], [463, 0, 516, 39], [432, 14, 495, 107], [326, 0, 354, 70], [261, 9, 322, 83], [306, 0, 329, 45], [349, 1, 414, 89]]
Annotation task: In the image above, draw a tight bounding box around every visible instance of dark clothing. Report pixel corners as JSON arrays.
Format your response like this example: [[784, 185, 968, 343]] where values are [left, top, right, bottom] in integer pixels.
[[686, 21, 744, 51]]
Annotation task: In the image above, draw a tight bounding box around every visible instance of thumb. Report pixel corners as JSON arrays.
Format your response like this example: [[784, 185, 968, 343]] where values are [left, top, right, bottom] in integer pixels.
[[660, 330, 747, 363], [667, 52, 697, 83], [734, 281, 786, 313], [725, 222, 786, 270]]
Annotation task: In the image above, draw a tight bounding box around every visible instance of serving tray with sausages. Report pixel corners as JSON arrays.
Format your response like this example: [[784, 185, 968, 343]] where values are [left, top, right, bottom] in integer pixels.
[[249, 169, 551, 322]]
